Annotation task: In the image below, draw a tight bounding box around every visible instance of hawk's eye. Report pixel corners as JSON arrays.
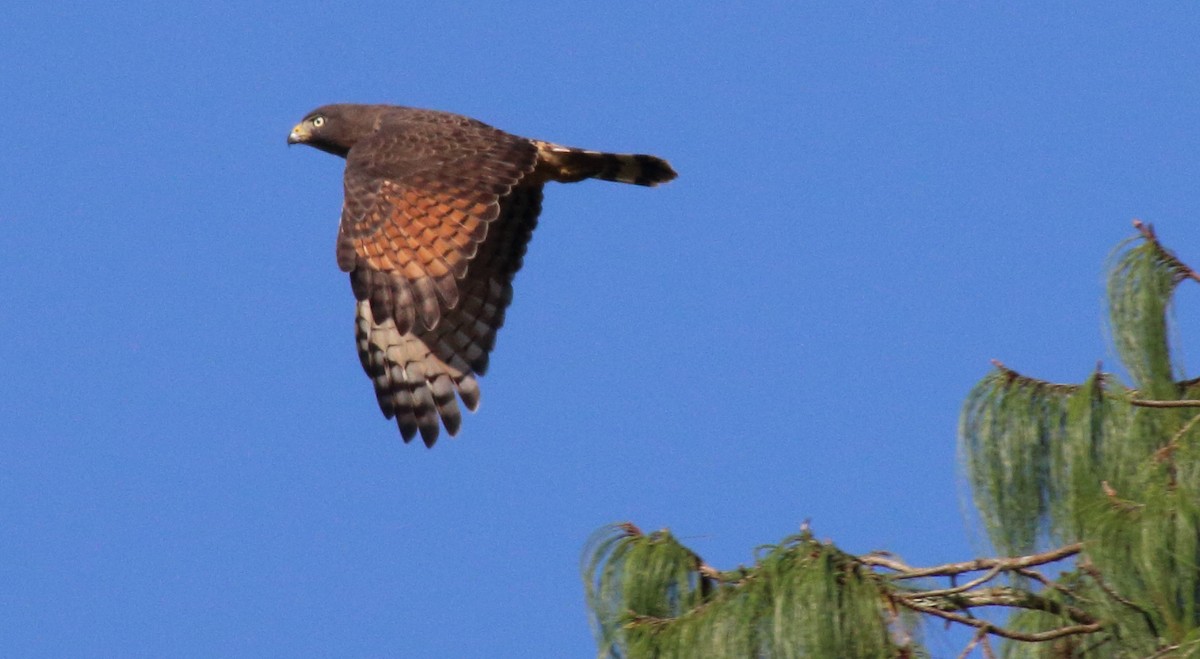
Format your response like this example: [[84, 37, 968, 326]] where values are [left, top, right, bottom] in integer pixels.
[[312, 116, 326, 128]]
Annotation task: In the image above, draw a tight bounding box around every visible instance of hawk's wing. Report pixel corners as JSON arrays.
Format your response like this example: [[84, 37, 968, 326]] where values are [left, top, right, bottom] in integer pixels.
[[338, 112, 544, 445]]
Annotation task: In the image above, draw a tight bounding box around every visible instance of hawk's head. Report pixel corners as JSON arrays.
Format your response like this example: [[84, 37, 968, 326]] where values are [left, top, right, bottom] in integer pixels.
[[288, 104, 381, 158]]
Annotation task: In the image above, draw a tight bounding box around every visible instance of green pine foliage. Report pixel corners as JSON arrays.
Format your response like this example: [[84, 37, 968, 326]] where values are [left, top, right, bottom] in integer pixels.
[[960, 225, 1200, 656], [1107, 234, 1185, 397], [583, 524, 918, 658], [584, 224, 1200, 657]]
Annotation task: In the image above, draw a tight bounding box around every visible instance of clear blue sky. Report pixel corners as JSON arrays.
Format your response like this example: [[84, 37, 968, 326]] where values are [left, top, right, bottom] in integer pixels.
[[4, 3, 1200, 657]]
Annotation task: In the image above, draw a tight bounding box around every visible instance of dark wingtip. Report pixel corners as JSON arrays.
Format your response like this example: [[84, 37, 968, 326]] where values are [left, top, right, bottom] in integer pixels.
[[441, 410, 462, 437], [397, 419, 418, 443], [420, 425, 439, 448]]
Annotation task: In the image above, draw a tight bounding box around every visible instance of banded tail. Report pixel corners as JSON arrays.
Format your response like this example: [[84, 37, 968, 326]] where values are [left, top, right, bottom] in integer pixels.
[[533, 140, 677, 187]]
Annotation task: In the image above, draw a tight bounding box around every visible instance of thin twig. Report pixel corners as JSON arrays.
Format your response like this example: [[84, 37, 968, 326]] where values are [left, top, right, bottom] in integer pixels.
[[957, 628, 988, 659], [1171, 412, 1200, 444], [1143, 638, 1200, 658], [906, 587, 1098, 625], [1130, 398, 1200, 408], [904, 565, 1003, 599], [861, 543, 1083, 580], [980, 633, 998, 659], [862, 554, 914, 573], [898, 598, 1104, 643], [1079, 560, 1160, 638], [1013, 567, 1069, 595]]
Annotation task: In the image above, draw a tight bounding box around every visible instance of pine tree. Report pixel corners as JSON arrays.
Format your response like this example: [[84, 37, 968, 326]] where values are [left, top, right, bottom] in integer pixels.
[[583, 222, 1200, 658]]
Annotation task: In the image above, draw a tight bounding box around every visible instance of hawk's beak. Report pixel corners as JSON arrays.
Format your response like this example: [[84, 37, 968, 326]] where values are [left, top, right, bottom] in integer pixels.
[[288, 123, 310, 145]]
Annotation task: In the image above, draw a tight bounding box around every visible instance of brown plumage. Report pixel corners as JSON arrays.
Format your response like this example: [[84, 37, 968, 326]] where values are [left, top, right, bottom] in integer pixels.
[[289, 103, 676, 447]]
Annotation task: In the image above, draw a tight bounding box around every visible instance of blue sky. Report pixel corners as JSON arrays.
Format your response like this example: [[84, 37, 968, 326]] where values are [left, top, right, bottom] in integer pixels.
[[4, 3, 1200, 657]]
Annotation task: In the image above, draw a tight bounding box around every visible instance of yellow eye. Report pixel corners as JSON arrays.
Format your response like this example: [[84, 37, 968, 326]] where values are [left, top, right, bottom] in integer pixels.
[[312, 116, 325, 127]]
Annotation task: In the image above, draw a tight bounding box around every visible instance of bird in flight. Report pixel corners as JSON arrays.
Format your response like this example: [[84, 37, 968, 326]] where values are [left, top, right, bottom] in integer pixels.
[[288, 104, 676, 447]]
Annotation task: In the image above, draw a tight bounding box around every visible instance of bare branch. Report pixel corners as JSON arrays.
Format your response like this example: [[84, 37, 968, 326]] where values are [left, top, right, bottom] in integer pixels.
[[1129, 398, 1200, 408], [860, 543, 1083, 580], [1013, 567, 1069, 595], [1143, 639, 1200, 658], [855, 543, 1110, 646], [980, 634, 998, 659], [957, 628, 988, 659], [907, 565, 1003, 599], [905, 586, 1098, 626], [899, 598, 1104, 643], [1164, 411, 1200, 453], [956, 630, 999, 659]]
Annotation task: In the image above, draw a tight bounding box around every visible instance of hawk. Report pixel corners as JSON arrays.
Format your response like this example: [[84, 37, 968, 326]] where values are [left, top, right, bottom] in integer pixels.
[[288, 104, 676, 447]]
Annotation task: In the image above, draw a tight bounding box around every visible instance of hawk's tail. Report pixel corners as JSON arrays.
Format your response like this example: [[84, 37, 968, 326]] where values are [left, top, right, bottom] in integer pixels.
[[533, 140, 677, 187]]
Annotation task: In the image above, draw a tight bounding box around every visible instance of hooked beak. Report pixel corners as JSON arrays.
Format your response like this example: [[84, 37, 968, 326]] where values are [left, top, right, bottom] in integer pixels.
[[287, 123, 310, 145]]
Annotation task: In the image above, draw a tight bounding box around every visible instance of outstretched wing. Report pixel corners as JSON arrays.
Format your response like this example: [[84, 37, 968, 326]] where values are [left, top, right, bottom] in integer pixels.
[[338, 110, 543, 445], [355, 184, 543, 445], [338, 111, 539, 333]]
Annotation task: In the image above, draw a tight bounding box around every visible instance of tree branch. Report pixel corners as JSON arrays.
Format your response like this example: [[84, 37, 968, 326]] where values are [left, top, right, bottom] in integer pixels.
[[858, 543, 1107, 649], [860, 543, 1083, 580], [1129, 398, 1200, 408], [904, 586, 1098, 626], [899, 598, 1104, 643], [604, 524, 1109, 656], [908, 565, 1002, 598]]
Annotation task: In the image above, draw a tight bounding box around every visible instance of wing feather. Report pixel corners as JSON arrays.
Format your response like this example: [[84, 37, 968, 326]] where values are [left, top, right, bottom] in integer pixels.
[[342, 108, 544, 444]]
